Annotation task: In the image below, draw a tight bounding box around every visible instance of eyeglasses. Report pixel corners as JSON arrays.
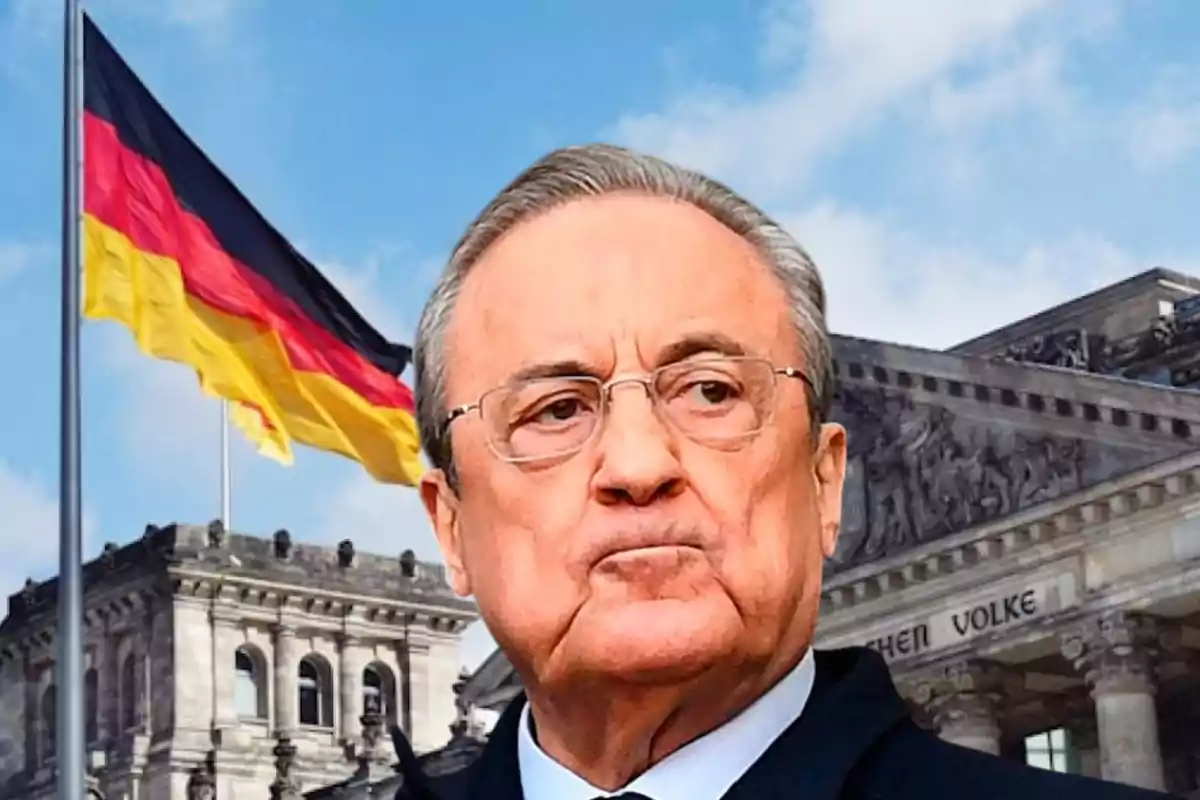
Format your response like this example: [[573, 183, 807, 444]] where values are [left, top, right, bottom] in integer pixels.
[[445, 356, 812, 464]]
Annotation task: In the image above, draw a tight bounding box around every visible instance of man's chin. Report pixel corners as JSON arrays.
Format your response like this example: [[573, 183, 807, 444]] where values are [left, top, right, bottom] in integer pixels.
[[565, 597, 740, 683]]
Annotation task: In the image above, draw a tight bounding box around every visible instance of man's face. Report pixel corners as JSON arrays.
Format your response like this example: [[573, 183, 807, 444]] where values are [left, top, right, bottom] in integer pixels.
[[422, 194, 846, 690]]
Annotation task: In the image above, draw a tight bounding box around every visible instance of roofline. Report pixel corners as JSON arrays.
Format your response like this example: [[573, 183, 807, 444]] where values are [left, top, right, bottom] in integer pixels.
[[948, 267, 1200, 355]]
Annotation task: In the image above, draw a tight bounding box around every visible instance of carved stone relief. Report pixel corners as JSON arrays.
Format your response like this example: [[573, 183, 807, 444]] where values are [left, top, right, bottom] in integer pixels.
[[1005, 328, 1101, 371], [828, 385, 1090, 570], [1001, 312, 1200, 385]]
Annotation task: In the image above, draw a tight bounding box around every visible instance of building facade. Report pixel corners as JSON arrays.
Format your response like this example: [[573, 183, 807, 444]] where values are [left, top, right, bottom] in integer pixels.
[[454, 268, 1200, 796], [0, 522, 478, 799]]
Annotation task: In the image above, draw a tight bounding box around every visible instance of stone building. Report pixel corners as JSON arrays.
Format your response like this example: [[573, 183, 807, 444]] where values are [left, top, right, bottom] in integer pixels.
[[453, 268, 1200, 795], [0, 522, 478, 799]]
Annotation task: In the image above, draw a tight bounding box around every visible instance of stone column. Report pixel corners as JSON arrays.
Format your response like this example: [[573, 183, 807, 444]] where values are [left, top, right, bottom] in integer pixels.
[[210, 606, 241, 731], [89, 610, 109, 747], [1062, 611, 1165, 791], [97, 612, 116, 744], [138, 601, 155, 735], [1071, 723, 1101, 779], [915, 659, 1006, 755], [272, 624, 297, 735], [396, 638, 414, 736], [22, 656, 38, 772], [337, 634, 365, 747], [403, 635, 433, 749]]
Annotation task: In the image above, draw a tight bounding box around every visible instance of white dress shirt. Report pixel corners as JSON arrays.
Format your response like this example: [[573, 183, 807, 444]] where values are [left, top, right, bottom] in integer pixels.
[[518, 648, 816, 800]]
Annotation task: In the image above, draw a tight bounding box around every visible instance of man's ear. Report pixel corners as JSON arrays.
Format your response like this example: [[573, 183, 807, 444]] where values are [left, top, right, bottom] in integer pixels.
[[419, 469, 471, 597], [812, 422, 847, 559]]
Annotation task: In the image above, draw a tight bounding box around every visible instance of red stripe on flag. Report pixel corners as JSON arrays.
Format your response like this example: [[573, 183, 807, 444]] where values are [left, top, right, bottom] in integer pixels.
[[83, 111, 414, 413]]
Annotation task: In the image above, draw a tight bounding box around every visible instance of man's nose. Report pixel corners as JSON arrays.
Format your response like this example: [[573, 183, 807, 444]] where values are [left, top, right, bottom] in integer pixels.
[[591, 382, 685, 507]]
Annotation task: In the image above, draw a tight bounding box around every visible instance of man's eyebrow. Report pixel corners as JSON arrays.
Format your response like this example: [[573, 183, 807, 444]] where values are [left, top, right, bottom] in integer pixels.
[[501, 333, 751, 385], [508, 359, 600, 384], [655, 332, 750, 367]]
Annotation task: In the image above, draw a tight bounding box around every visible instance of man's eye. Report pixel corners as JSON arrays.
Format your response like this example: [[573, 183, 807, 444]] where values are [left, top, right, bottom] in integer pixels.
[[686, 380, 738, 406], [535, 397, 586, 423]]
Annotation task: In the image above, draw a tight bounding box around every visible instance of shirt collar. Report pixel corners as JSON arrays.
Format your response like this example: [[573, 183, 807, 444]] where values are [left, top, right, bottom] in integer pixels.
[[517, 648, 816, 800]]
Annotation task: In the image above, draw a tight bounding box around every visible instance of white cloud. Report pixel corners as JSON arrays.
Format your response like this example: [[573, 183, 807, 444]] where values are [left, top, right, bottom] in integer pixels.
[[1, 0, 251, 89], [611, 0, 1092, 199], [1129, 103, 1200, 171], [310, 468, 440, 560], [784, 201, 1185, 347], [1123, 64, 1200, 171], [96, 323, 227, 484], [0, 459, 99, 600], [600, 0, 1197, 350], [0, 461, 60, 593], [925, 45, 1068, 134], [316, 248, 417, 344]]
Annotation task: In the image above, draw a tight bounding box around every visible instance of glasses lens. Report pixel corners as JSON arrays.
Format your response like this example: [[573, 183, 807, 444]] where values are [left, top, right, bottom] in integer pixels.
[[481, 377, 603, 461], [654, 357, 776, 442]]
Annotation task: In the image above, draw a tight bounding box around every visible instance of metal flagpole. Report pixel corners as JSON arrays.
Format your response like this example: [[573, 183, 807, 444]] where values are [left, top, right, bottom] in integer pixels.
[[56, 0, 86, 796], [221, 401, 231, 529]]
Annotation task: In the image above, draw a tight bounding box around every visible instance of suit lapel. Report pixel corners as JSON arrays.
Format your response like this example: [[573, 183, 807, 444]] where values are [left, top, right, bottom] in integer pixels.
[[462, 692, 528, 800], [459, 648, 909, 800], [720, 649, 911, 800]]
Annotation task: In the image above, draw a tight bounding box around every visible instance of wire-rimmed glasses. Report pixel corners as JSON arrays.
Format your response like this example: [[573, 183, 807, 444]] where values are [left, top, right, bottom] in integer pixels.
[[444, 356, 812, 464]]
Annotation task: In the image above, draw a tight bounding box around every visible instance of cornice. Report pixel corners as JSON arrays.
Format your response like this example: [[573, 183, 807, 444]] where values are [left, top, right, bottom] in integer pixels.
[[820, 450, 1200, 618], [168, 566, 479, 635], [831, 341, 1200, 443], [0, 583, 165, 665]]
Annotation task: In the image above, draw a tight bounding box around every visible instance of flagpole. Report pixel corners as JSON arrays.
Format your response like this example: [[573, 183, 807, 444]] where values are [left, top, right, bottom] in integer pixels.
[[57, 0, 86, 796], [221, 401, 231, 528]]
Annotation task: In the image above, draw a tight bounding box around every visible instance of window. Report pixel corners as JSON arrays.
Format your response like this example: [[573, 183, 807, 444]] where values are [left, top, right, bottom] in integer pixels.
[[363, 665, 382, 714], [84, 668, 98, 743], [1025, 728, 1075, 773], [234, 647, 265, 719], [362, 663, 398, 723], [298, 656, 332, 727], [121, 654, 138, 730], [41, 683, 56, 759]]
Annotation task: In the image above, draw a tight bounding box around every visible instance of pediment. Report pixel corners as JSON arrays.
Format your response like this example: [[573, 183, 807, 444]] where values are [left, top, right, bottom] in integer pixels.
[[826, 336, 1200, 573]]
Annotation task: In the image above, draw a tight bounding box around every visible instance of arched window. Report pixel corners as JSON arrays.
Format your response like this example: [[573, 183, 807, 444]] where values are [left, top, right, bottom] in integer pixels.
[[121, 653, 138, 730], [84, 668, 99, 743], [297, 655, 333, 727], [41, 683, 56, 759], [362, 663, 398, 724], [234, 647, 267, 719], [363, 665, 382, 714]]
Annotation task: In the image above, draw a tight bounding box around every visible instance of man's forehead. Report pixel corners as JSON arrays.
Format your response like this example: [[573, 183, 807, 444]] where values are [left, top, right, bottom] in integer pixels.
[[445, 195, 793, 390]]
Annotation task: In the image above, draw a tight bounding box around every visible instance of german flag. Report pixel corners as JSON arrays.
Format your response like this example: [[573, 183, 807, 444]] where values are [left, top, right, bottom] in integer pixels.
[[81, 16, 422, 485]]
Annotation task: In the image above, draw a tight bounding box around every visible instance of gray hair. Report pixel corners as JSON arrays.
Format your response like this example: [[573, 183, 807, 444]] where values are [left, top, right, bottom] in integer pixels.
[[414, 143, 833, 482]]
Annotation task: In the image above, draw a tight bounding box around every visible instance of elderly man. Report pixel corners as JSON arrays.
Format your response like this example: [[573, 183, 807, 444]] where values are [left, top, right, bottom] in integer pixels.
[[402, 145, 1170, 800]]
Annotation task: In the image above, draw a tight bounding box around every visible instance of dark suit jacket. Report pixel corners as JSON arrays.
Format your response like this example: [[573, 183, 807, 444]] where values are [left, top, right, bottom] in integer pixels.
[[397, 647, 1176, 799]]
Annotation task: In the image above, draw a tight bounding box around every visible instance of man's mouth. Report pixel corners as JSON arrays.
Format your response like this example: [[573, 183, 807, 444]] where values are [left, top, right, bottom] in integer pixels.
[[594, 544, 705, 574]]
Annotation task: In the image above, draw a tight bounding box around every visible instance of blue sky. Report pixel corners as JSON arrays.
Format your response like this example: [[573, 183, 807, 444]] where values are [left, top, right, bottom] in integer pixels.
[[1, 0, 1199, 669]]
